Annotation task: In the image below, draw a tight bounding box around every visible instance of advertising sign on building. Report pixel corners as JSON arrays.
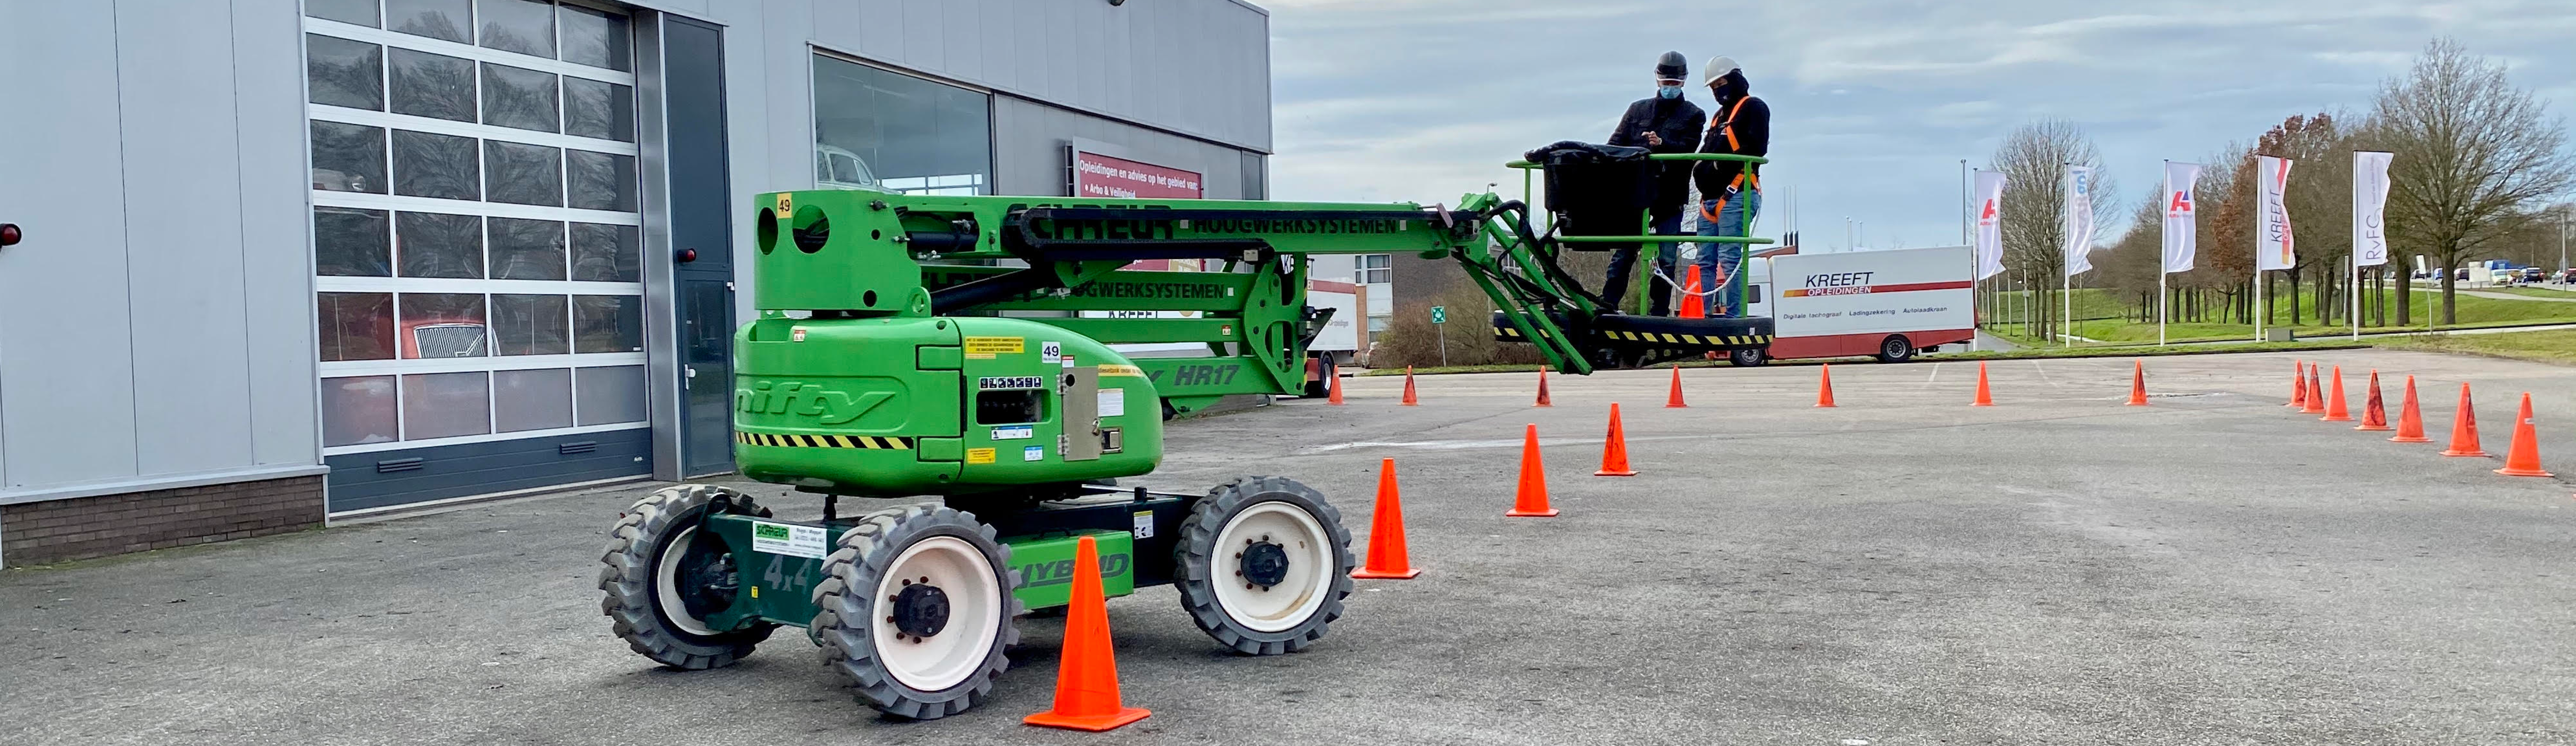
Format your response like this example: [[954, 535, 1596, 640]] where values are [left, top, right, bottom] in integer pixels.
[[1071, 147, 1204, 200]]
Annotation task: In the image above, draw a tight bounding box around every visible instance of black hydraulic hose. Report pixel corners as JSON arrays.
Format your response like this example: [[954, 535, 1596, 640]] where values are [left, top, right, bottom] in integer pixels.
[[930, 265, 1058, 313]]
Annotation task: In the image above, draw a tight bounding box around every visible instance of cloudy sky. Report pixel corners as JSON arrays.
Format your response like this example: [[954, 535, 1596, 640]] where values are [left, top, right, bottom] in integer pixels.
[[1260, 0, 2576, 250]]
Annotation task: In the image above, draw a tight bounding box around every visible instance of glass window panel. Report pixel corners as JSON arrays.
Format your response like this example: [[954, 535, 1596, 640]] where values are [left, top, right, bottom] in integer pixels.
[[317, 292, 395, 361], [493, 368, 573, 432], [316, 207, 392, 277], [391, 129, 480, 200], [388, 48, 477, 123], [813, 55, 993, 197], [308, 0, 381, 27], [568, 222, 639, 282], [398, 293, 489, 359], [558, 4, 631, 72], [476, 0, 555, 58], [575, 365, 647, 425], [395, 211, 482, 278], [565, 149, 636, 211], [401, 371, 491, 439], [480, 63, 559, 133], [321, 376, 399, 447], [310, 121, 386, 194], [484, 141, 563, 206], [386, 0, 471, 43], [562, 77, 634, 142], [488, 218, 566, 280], [490, 294, 569, 355], [572, 294, 642, 353], [306, 35, 383, 110]]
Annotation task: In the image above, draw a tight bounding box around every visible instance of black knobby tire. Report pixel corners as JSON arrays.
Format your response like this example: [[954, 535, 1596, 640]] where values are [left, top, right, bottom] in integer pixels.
[[598, 484, 777, 670], [1875, 335, 1914, 363], [1175, 476, 1355, 655], [1730, 347, 1769, 367], [810, 506, 1023, 720]]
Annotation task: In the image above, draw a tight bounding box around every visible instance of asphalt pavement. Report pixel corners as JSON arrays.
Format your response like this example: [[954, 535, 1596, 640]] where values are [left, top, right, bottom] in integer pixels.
[[6, 350, 2576, 745]]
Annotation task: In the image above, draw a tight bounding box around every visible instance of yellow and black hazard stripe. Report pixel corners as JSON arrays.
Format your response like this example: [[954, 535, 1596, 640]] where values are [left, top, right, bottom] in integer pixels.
[[735, 432, 914, 450]]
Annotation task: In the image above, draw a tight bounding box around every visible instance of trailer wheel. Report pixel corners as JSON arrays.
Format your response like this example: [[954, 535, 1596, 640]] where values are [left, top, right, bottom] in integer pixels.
[[1175, 476, 1354, 655], [599, 484, 777, 670], [1875, 335, 1915, 363], [811, 506, 1021, 720], [1729, 347, 1769, 367]]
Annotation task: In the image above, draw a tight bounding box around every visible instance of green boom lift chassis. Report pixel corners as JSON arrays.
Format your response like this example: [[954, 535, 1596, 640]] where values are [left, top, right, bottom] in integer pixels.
[[598, 153, 1770, 720]]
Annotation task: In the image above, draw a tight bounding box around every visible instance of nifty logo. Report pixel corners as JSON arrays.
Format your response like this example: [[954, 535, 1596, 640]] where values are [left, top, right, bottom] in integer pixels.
[[735, 381, 888, 425]]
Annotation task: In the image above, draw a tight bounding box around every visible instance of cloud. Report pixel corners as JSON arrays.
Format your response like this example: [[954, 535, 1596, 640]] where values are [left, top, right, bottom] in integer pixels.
[[1265, 0, 2576, 250]]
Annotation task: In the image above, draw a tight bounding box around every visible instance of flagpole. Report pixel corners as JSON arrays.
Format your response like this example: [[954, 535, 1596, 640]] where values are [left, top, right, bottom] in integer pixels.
[[2160, 160, 2170, 346], [2061, 165, 2073, 347], [2351, 152, 2363, 341]]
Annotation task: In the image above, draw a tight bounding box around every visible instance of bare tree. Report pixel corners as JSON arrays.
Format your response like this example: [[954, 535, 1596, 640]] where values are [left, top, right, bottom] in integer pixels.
[[1991, 120, 2118, 340], [2366, 38, 2575, 324]]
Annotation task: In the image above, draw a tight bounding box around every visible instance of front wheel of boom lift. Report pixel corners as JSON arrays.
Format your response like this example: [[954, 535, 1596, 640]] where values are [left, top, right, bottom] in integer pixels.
[[1729, 347, 1769, 367], [1175, 476, 1355, 655], [598, 485, 778, 670], [810, 506, 1022, 720]]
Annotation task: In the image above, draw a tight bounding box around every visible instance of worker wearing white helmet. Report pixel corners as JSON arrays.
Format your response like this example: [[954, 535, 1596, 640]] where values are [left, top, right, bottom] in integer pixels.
[[1689, 55, 1770, 317]]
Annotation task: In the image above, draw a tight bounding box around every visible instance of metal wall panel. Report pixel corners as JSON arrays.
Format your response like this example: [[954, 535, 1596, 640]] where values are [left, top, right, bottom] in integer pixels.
[[119, 0, 258, 476], [0, 0, 143, 488], [232, 0, 323, 468], [990, 96, 1262, 200]]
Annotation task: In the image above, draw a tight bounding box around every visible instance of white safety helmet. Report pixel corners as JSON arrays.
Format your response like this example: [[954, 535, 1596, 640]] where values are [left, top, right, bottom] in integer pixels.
[[1702, 56, 1740, 86]]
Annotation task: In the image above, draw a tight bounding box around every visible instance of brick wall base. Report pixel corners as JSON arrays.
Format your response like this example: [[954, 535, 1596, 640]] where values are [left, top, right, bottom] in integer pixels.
[[0, 475, 325, 567]]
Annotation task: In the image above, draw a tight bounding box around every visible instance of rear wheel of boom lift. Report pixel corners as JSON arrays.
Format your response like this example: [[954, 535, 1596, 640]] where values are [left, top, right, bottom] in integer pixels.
[[1729, 346, 1769, 367], [1874, 335, 1915, 363], [599, 485, 777, 670], [1175, 476, 1354, 655], [811, 506, 1021, 720]]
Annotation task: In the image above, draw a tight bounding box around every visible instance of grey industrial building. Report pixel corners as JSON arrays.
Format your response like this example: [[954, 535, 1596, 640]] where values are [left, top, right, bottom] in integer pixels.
[[0, 0, 1274, 567]]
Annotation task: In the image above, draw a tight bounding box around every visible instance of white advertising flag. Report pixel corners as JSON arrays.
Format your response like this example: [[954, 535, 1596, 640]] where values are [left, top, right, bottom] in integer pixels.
[[2353, 151, 2394, 266], [2062, 166, 2097, 277], [1973, 170, 2007, 280], [2162, 162, 2202, 274], [2255, 155, 2296, 271]]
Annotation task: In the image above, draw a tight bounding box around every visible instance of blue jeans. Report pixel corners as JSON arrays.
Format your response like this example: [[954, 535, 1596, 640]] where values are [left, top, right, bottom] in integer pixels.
[[1693, 186, 1763, 316]]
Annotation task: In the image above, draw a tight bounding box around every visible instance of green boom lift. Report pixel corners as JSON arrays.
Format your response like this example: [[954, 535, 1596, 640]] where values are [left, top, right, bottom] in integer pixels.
[[599, 153, 1767, 719]]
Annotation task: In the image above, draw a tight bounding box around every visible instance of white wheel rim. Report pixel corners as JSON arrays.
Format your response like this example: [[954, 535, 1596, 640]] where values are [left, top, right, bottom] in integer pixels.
[[653, 525, 721, 636], [1211, 501, 1334, 633], [872, 536, 1003, 692]]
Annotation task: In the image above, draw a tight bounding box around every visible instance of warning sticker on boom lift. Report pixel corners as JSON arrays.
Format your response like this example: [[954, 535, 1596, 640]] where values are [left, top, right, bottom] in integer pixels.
[[966, 448, 997, 464], [751, 520, 828, 559], [964, 337, 1024, 355]]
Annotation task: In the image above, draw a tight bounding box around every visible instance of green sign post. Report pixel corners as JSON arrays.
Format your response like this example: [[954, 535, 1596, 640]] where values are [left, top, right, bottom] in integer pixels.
[[1429, 306, 1448, 367]]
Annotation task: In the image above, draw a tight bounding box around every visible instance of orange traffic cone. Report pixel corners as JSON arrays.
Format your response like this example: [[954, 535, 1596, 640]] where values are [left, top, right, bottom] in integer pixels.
[[1665, 368, 1688, 408], [1401, 366, 1418, 406], [1534, 365, 1552, 408], [2440, 383, 2487, 457], [2288, 360, 2307, 408], [2389, 376, 2432, 443], [1971, 361, 1994, 406], [2127, 360, 2149, 406], [1680, 265, 1705, 319], [2300, 366, 2327, 414], [1023, 535, 1151, 732], [1351, 458, 1421, 579], [2356, 370, 2392, 431], [1327, 370, 1345, 405], [2495, 393, 2553, 477], [2320, 365, 2352, 422], [1816, 364, 1838, 408], [1596, 404, 1637, 477], [1505, 424, 1558, 517]]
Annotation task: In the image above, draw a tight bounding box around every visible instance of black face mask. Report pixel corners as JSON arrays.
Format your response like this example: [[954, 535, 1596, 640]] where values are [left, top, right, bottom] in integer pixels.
[[1710, 73, 1748, 103]]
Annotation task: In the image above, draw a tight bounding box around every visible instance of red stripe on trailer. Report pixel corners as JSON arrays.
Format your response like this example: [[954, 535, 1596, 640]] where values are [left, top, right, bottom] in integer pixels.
[[1780, 280, 1975, 298], [1765, 328, 1977, 360]]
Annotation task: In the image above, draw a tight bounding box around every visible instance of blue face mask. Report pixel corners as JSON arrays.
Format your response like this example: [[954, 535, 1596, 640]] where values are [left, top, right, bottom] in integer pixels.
[[1657, 84, 1683, 100]]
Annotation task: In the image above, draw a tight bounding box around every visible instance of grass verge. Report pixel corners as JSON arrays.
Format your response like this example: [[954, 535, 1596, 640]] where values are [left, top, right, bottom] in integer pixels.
[[2372, 328, 2576, 367], [1362, 339, 2372, 376]]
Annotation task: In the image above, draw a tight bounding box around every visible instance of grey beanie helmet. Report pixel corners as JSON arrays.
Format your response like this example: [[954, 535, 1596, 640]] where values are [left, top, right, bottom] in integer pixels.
[[1654, 51, 1687, 80]]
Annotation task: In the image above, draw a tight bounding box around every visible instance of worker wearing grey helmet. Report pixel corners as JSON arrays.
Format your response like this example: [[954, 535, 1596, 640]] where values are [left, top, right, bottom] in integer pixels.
[[1601, 51, 1705, 316]]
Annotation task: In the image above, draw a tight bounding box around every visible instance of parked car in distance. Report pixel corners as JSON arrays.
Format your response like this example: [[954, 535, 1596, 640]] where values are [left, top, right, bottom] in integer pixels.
[[2524, 266, 2548, 283], [2561, 268, 2576, 284]]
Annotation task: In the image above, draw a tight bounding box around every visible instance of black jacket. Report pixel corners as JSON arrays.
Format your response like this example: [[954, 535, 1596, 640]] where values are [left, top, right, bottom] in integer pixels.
[[1693, 95, 1770, 199], [1607, 96, 1705, 219]]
